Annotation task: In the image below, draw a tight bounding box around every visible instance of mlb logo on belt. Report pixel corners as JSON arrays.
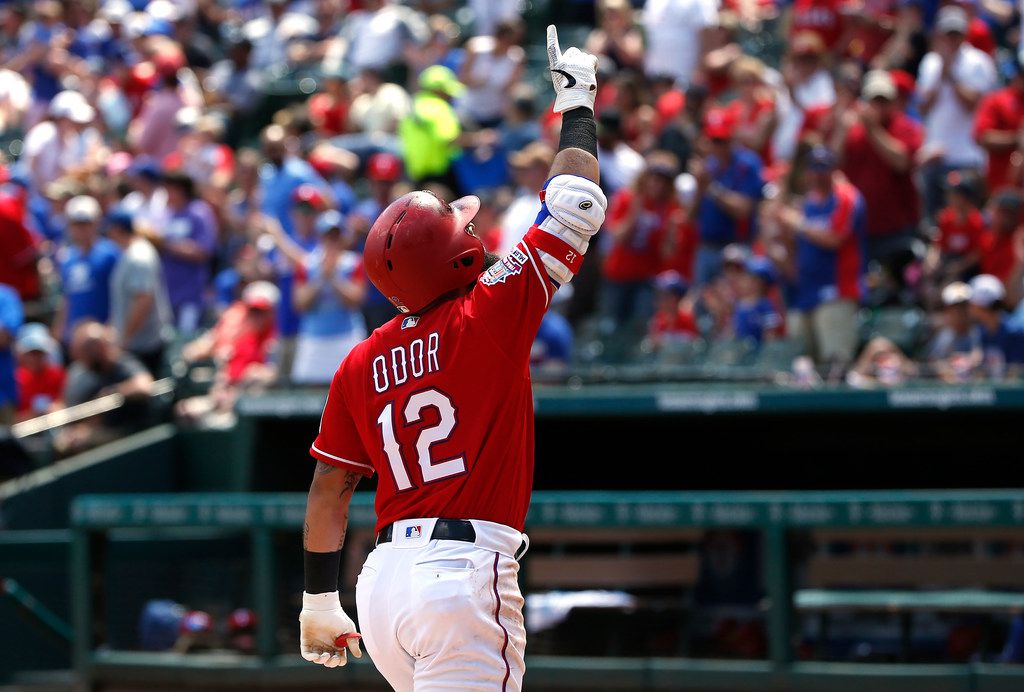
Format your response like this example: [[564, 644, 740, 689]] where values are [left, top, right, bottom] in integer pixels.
[[405, 525, 422, 539]]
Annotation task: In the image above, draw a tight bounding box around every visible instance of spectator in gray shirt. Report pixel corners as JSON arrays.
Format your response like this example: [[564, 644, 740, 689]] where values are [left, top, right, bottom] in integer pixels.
[[104, 209, 174, 376]]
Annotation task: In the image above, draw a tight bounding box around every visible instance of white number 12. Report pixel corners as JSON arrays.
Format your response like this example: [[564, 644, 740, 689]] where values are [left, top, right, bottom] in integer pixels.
[[376, 387, 466, 491]]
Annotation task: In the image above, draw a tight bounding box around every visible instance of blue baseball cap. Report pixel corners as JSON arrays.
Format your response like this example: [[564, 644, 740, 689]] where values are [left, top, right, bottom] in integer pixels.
[[744, 256, 777, 285], [129, 158, 161, 180], [315, 210, 345, 236], [805, 145, 836, 172], [104, 207, 134, 233], [655, 270, 689, 296]]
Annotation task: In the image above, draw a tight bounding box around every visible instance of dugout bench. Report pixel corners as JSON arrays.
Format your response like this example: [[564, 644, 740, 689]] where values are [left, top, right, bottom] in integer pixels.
[[64, 490, 1024, 691]]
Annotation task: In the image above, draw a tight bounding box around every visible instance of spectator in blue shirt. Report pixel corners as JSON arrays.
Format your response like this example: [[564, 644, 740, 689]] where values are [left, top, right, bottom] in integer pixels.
[[54, 196, 120, 345], [969, 274, 1024, 379], [733, 256, 782, 348], [258, 124, 327, 237], [0, 283, 24, 423], [690, 108, 764, 286]]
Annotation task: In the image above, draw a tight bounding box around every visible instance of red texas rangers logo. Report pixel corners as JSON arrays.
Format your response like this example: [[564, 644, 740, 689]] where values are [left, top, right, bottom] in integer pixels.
[[480, 246, 529, 286]]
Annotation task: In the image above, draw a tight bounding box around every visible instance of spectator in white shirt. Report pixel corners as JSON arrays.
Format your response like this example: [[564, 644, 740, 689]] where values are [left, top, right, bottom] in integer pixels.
[[498, 142, 554, 257], [23, 91, 101, 192], [916, 5, 996, 219], [773, 32, 836, 163], [597, 109, 645, 196], [642, 0, 719, 88]]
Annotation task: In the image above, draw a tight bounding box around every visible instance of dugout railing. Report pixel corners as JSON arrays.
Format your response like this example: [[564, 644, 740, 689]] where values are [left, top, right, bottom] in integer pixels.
[[67, 490, 1024, 691]]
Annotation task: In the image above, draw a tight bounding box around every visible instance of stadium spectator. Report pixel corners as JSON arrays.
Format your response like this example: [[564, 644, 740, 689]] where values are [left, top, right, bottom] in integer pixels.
[[147, 170, 216, 334], [732, 257, 782, 348], [499, 142, 555, 256], [291, 211, 367, 384], [922, 171, 986, 308], [642, 0, 719, 88], [459, 17, 524, 128], [596, 109, 645, 196], [340, 0, 428, 77], [777, 145, 865, 367], [104, 208, 173, 376], [23, 90, 100, 192], [834, 69, 923, 302], [347, 67, 411, 137], [127, 47, 186, 161], [916, 5, 996, 220], [727, 57, 777, 169], [204, 33, 261, 139], [0, 181, 40, 304], [648, 270, 699, 351], [587, 0, 645, 73], [0, 283, 22, 425], [398, 65, 463, 188], [981, 189, 1024, 285], [258, 124, 326, 236], [54, 195, 120, 346], [968, 273, 1024, 378], [176, 281, 280, 426], [13, 324, 63, 422], [690, 108, 764, 285], [774, 32, 835, 163], [603, 151, 685, 330], [973, 54, 1024, 194], [58, 320, 154, 456], [927, 281, 983, 382], [846, 337, 919, 388]]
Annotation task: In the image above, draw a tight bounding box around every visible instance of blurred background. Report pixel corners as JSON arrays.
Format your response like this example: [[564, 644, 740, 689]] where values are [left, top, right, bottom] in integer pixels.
[[2, 0, 1024, 689]]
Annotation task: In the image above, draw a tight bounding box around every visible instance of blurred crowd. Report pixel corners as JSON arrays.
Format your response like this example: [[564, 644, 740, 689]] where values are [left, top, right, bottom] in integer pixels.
[[2, 0, 1024, 443]]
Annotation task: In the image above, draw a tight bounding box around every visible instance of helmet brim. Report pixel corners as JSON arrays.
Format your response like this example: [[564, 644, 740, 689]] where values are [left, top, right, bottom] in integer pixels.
[[451, 195, 481, 229]]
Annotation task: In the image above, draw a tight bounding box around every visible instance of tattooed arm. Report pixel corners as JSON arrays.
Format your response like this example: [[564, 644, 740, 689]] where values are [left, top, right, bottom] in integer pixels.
[[304, 461, 362, 555]]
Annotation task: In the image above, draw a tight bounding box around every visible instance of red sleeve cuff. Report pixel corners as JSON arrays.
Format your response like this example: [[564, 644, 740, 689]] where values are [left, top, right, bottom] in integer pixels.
[[309, 445, 375, 477]]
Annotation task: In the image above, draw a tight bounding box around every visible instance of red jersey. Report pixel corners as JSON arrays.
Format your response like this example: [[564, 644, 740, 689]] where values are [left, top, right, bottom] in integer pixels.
[[841, 111, 922, 237], [974, 86, 1024, 193], [0, 194, 39, 299], [16, 364, 64, 415], [790, 0, 846, 51], [603, 189, 673, 283], [980, 229, 1019, 283], [312, 233, 556, 532], [727, 97, 775, 166], [649, 307, 699, 342], [936, 207, 985, 257]]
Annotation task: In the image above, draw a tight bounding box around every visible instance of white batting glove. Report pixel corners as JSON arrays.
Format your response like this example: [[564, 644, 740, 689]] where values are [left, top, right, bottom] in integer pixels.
[[547, 25, 598, 114], [299, 591, 363, 668]]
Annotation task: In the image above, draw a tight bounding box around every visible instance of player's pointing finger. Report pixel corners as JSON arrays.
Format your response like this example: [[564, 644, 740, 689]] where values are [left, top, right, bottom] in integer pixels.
[[546, 25, 561, 71]]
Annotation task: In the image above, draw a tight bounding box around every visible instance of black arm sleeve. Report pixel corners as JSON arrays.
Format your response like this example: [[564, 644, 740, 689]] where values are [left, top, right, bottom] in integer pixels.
[[558, 107, 598, 158]]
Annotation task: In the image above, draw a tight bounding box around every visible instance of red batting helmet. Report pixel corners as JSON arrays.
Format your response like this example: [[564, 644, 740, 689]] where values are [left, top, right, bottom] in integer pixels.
[[364, 191, 484, 314]]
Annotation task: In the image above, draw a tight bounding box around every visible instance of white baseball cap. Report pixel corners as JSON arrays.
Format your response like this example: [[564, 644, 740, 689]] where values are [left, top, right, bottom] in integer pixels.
[[941, 281, 972, 306], [968, 274, 1005, 308], [66, 195, 102, 223], [49, 90, 95, 124]]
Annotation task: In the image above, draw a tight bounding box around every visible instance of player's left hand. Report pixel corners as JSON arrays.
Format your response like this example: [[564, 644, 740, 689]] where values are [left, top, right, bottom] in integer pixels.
[[546, 25, 598, 114], [299, 591, 363, 668]]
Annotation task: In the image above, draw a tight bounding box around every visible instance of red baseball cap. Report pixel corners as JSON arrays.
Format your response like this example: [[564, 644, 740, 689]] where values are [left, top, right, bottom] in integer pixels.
[[366, 152, 402, 182], [292, 184, 326, 209], [889, 69, 915, 98], [703, 108, 735, 140]]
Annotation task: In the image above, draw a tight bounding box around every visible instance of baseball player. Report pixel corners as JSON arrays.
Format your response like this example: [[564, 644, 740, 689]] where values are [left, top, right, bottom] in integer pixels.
[[299, 26, 605, 691]]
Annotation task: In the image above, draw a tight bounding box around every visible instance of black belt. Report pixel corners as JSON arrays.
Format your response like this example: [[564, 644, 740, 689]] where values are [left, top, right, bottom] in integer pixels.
[[376, 518, 476, 546], [375, 519, 528, 559]]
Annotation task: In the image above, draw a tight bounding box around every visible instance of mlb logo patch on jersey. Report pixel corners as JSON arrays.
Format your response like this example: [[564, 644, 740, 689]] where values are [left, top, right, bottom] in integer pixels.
[[405, 525, 422, 539], [401, 316, 420, 329]]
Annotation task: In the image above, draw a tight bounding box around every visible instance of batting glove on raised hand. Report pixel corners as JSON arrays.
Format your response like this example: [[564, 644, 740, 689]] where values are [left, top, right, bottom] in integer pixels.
[[299, 591, 363, 668], [547, 25, 598, 114]]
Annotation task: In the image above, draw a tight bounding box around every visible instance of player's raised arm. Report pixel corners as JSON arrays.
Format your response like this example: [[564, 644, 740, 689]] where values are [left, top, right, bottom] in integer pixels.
[[523, 26, 608, 288]]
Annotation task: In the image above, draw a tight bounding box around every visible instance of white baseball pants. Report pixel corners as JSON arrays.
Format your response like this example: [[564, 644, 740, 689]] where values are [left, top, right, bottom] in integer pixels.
[[355, 518, 528, 691]]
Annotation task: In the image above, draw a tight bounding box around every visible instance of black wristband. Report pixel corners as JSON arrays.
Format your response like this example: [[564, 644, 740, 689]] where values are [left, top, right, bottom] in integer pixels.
[[558, 107, 598, 158], [304, 550, 342, 594]]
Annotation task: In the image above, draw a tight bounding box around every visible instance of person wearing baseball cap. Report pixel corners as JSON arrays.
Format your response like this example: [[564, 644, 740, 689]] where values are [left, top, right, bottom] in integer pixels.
[[398, 65, 463, 187], [927, 281, 983, 381], [291, 208, 367, 385], [981, 189, 1024, 284], [775, 145, 865, 366], [922, 170, 985, 308], [975, 52, 1024, 194], [732, 256, 782, 348], [836, 69, 923, 306], [916, 4, 996, 220], [968, 273, 1024, 377], [22, 90, 96, 191], [13, 323, 64, 421], [105, 208, 173, 375], [691, 107, 764, 286], [649, 270, 698, 352], [55, 196, 122, 346]]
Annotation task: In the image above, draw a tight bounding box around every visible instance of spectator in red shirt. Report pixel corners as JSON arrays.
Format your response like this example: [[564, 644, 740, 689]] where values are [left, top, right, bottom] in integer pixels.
[[13, 325, 64, 422], [648, 270, 699, 352], [603, 150, 685, 330], [923, 171, 986, 307], [727, 56, 778, 167], [789, 0, 847, 54], [0, 188, 40, 302], [834, 69, 922, 303], [981, 189, 1024, 285], [308, 69, 350, 138], [974, 56, 1024, 194]]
